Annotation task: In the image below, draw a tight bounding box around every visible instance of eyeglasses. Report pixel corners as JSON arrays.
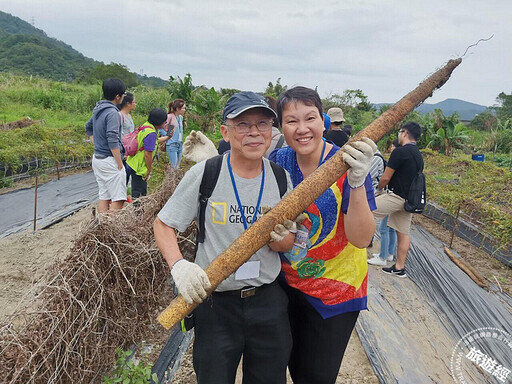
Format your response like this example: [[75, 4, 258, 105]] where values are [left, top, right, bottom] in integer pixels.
[[225, 120, 273, 134], [399, 129, 407, 134]]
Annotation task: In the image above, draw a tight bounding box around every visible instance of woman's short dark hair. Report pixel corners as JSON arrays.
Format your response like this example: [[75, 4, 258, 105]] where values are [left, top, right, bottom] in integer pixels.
[[148, 108, 168, 126], [168, 99, 186, 114], [118, 92, 134, 110], [276, 86, 323, 126], [401, 121, 422, 140], [102, 78, 126, 101]]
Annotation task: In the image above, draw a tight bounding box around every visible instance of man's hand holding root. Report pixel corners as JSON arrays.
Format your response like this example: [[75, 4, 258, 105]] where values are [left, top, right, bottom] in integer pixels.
[[171, 259, 212, 304], [342, 137, 378, 188]]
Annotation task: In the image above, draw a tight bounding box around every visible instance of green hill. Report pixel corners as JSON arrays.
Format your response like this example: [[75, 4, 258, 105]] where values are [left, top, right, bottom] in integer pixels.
[[0, 11, 167, 87], [0, 11, 98, 82]]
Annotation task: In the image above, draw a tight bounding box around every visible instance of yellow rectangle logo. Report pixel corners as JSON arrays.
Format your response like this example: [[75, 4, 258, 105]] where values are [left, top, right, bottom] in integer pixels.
[[212, 202, 227, 225]]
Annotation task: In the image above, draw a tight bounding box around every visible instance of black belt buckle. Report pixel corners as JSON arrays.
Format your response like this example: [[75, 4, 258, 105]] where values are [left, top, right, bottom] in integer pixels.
[[240, 287, 256, 298]]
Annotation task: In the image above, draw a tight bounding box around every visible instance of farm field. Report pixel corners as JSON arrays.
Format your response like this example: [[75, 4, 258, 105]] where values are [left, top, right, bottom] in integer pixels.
[[1, 5, 511, 382], [0, 190, 509, 383], [0, 73, 511, 382]]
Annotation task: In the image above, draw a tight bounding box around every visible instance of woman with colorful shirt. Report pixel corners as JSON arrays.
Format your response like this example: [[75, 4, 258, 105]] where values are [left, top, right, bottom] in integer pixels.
[[160, 99, 186, 169], [270, 86, 376, 384]]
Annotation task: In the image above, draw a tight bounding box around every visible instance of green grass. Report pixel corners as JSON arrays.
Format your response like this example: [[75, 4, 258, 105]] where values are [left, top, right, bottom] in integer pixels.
[[1, 74, 510, 248], [423, 149, 512, 246]]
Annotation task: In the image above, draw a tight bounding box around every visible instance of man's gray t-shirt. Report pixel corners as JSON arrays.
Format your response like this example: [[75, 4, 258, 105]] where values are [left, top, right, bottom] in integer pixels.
[[158, 156, 293, 292]]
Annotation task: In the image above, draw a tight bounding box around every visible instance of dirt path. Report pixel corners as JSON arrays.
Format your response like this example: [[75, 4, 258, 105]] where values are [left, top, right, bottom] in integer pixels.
[[1, 203, 509, 382], [0, 199, 379, 382], [173, 328, 379, 384], [0, 207, 93, 322]]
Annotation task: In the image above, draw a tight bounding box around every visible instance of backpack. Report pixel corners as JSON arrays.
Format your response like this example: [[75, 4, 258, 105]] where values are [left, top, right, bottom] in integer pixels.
[[196, 155, 288, 244], [122, 125, 149, 158], [403, 151, 426, 214]]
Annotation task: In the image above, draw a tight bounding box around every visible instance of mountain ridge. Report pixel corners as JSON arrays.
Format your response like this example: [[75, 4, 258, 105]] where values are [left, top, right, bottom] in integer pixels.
[[374, 98, 487, 120]]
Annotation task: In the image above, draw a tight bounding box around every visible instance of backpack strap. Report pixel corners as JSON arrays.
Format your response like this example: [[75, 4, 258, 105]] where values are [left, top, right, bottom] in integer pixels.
[[275, 135, 285, 150], [373, 152, 386, 183], [136, 125, 153, 152], [269, 160, 287, 198], [197, 155, 224, 244], [406, 144, 423, 173]]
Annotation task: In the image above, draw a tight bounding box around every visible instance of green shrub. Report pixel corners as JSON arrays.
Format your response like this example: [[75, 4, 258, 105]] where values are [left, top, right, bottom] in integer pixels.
[[496, 130, 512, 153], [130, 86, 170, 116], [103, 348, 158, 384]]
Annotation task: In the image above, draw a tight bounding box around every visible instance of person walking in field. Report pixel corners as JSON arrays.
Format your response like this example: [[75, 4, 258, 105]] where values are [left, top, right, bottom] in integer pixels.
[[125, 108, 167, 199], [85, 78, 126, 213], [154, 92, 296, 384], [373, 122, 424, 277]]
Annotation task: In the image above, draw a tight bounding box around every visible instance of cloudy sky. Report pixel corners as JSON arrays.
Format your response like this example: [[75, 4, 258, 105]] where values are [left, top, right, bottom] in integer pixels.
[[2, 0, 511, 106]]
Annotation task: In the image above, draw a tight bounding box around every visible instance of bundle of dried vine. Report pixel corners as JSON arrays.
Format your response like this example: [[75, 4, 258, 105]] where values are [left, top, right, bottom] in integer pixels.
[[0, 169, 190, 383]]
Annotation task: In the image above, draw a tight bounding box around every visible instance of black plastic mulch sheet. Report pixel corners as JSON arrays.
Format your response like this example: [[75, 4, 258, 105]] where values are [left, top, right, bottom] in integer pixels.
[[0, 171, 97, 237], [423, 202, 511, 267], [358, 225, 512, 383]]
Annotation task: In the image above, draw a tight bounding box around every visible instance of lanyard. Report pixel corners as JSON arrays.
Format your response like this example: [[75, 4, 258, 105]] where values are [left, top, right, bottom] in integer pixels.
[[227, 153, 265, 230], [318, 139, 327, 167]]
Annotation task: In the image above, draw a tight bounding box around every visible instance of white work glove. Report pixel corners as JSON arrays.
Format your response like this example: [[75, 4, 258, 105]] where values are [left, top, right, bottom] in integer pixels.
[[342, 137, 378, 189], [171, 259, 212, 304], [262, 206, 307, 242], [183, 131, 218, 163]]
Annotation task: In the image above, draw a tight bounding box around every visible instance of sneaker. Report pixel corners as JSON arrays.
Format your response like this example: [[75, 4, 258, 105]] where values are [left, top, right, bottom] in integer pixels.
[[372, 253, 394, 261], [382, 264, 407, 278], [367, 256, 387, 266]]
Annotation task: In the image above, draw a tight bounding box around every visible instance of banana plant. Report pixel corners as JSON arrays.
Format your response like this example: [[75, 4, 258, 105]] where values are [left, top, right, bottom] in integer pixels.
[[427, 110, 469, 156], [190, 87, 223, 133]]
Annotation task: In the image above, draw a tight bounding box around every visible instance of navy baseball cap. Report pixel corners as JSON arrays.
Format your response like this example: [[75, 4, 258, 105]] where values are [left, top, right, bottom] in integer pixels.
[[222, 91, 277, 122]]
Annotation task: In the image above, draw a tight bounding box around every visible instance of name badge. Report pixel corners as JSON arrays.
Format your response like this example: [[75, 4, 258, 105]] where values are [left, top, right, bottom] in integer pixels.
[[294, 228, 309, 249], [235, 261, 260, 280]]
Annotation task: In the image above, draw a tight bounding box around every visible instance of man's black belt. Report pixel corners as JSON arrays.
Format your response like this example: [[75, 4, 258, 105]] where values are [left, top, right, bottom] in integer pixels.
[[213, 282, 272, 299]]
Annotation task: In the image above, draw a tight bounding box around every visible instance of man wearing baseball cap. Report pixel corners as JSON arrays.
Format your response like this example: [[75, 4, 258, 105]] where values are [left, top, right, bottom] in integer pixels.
[[324, 107, 349, 147], [154, 91, 295, 383]]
